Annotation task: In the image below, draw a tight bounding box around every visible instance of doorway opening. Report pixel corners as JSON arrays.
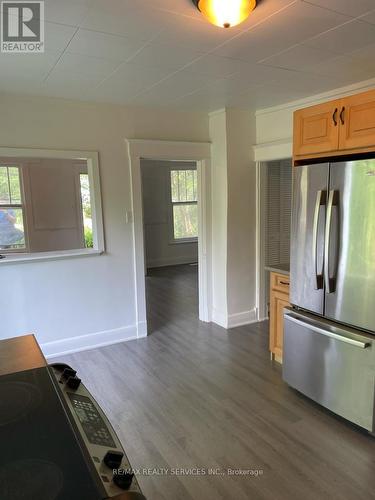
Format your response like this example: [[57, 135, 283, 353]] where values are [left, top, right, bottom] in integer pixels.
[[126, 139, 212, 338], [141, 160, 199, 331], [258, 158, 293, 320]]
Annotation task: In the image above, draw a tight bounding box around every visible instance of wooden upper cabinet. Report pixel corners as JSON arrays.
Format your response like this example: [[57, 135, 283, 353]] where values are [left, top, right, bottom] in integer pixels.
[[293, 100, 341, 157], [293, 89, 375, 163], [339, 89, 375, 151]]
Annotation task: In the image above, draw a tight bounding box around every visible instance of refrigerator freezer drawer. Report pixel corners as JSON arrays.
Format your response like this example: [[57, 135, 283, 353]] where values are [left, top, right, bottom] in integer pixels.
[[283, 310, 375, 432]]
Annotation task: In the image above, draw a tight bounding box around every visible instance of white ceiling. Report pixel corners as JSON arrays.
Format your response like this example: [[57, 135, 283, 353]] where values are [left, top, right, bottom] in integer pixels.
[[1, 0, 375, 111]]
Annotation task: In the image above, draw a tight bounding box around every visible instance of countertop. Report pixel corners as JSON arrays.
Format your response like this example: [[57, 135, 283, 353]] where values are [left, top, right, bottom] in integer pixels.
[[265, 264, 290, 276], [0, 334, 47, 376]]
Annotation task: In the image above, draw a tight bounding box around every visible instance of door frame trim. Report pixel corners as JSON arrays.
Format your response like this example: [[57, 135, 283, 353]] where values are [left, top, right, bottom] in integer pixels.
[[126, 139, 212, 337], [254, 140, 292, 321]]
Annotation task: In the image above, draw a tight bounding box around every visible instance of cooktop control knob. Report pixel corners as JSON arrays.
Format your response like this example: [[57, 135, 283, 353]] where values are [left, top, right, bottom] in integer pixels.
[[66, 376, 81, 390], [62, 368, 77, 379], [103, 450, 124, 469], [113, 471, 134, 491]]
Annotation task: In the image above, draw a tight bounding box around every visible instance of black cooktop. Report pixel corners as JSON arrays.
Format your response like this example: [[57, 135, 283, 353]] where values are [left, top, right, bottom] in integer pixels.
[[0, 367, 103, 500]]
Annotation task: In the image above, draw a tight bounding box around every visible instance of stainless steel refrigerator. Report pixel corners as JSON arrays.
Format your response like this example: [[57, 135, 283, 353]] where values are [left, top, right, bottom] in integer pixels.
[[283, 159, 375, 432]]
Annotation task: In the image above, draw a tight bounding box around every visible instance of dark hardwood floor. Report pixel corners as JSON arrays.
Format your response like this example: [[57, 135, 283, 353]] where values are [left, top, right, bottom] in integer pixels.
[[60, 265, 375, 500]]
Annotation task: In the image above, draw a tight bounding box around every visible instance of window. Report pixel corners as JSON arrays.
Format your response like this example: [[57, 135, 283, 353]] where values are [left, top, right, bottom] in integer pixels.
[[0, 149, 104, 263], [0, 165, 27, 252], [170, 169, 198, 242]]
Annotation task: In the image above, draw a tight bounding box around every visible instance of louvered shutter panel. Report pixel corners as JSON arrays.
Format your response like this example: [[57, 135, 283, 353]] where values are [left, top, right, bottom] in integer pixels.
[[265, 160, 292, 267]]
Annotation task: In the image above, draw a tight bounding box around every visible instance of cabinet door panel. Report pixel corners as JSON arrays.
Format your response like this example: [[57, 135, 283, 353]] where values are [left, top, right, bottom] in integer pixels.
[[270, 289, 290, 362], [294, 100, 341, 157], [339, 90, 375, 151]]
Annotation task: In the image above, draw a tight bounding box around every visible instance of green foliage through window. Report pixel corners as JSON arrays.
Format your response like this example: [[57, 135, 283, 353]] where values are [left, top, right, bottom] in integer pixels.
[[171, 170, 197, 203], [170, 169, 198, 241], [0, 166, 26, 251], [80, 174, 93, 248], [0, 166, 22, 205]]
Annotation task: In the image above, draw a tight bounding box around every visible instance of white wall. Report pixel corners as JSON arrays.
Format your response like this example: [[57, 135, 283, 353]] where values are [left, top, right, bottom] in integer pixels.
[[0, 93, 209, 356], [209, 110, 228, 327], [141, 160, 198, 268], [226, 109, 257, 324], [256, 77, 375, 145], [209, 108, 257, 328]]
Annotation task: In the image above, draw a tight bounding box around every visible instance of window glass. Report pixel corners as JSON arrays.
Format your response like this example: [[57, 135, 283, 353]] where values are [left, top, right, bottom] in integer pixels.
[[0, 207, 25, 250], [0, 159, 100, 255], [0, 166, 11, 204], [170, 169, 198, 241], [80, 173, 93, 248], [0, 165, 26, 251], [173, 204, 198, 240], [171, 170, 197, 203], [9, 167, 22, 204]]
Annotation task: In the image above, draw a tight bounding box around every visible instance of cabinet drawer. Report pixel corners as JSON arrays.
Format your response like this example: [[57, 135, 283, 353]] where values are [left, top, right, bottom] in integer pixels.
[[271, 272, 290, 293], [283, 310, 375, 431]]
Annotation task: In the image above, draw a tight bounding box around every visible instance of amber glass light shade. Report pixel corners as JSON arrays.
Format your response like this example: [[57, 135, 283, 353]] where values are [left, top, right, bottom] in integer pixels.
[[196, 0, 256, 29]]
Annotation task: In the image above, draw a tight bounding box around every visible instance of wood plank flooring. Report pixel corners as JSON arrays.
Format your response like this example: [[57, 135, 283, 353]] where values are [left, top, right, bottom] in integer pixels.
[[60, 265, 375, 500]]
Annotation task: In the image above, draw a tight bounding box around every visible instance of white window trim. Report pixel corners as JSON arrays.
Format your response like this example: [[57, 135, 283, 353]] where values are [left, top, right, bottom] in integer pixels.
[[0, 147, 104, 265], [0, 248, 103, 264], [0, 162, 29, 254], [167, 165, 198, 245]]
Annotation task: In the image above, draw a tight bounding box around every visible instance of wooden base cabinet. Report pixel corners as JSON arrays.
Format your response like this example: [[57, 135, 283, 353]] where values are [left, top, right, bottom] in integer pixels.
[[269, 272, 290, 364]]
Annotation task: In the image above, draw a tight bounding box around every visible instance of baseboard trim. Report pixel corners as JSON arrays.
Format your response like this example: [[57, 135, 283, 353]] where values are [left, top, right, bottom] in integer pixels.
[[258, 316, 269, 323], [212, 308, 258, 329], [227, 308, 258, 328], [42, 324, 141, 359], [137, 321, 148, 338], [212, 308, 228, 329]]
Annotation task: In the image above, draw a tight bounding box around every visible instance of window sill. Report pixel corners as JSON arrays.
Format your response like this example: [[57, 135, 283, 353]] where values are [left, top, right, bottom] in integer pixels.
[[0, 248, 104, 265], [169, 238, 198, 245]]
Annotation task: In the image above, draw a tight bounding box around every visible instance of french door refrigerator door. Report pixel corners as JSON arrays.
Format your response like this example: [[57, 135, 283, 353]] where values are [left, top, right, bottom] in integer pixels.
[[283, 309, 375, 431], [325, 160, 375, 333], [290, 163, 328, 314]]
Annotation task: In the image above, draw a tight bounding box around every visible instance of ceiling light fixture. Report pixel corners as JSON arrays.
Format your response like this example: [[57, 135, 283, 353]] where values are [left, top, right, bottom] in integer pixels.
[[192, 0, 256, 29]]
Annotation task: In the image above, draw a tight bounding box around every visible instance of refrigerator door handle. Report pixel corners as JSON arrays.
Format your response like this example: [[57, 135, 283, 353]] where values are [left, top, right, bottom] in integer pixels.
[[324, 190, 339, 294], [312, 190, 326, 290], [285, 312, 371, 349]]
